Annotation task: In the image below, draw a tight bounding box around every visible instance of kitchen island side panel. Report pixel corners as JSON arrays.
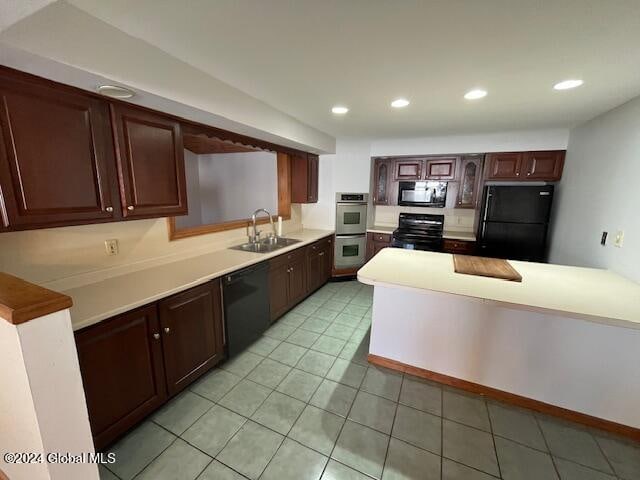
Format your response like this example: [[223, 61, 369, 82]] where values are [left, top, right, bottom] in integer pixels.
[[369, 285, 640, 428]]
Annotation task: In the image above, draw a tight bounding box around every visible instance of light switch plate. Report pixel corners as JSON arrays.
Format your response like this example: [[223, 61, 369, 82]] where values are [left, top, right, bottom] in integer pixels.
[[105, 239, 119, 256], [614, 230, 624, 248]]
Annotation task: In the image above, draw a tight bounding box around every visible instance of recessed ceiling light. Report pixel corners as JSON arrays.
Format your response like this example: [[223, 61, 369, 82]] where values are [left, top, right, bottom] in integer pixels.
[[553, 79, 584, 90], [391, 98, 410, 108], [97, 85, 135, 99], [331, 106, 349, 114], [464, 89, 488, 100]]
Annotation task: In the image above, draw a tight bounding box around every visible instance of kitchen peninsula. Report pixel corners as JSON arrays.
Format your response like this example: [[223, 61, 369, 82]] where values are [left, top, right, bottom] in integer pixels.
[[358, 248, 640, 437]]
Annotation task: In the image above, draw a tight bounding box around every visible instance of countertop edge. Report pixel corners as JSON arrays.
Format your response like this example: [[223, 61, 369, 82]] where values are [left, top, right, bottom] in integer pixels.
[[70, 230, 334, 331], [366, 226, 477, 241], [356, 271, 640, 331]]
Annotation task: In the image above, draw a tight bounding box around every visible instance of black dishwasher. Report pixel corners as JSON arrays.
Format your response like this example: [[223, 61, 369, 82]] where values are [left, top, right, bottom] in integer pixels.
[[222, 261, 270, 358]]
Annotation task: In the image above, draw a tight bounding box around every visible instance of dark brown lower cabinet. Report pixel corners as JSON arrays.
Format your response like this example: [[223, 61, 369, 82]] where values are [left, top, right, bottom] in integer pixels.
[[307, 237, 333, 292], [443, 239, 476, 255], [269, 249, 308, 321], [75, 279, 224, 449], [75, 305, 167, 450], [269, 236, 333, 322], [366, 232, 392, 260], [159, 279, 224, 396]]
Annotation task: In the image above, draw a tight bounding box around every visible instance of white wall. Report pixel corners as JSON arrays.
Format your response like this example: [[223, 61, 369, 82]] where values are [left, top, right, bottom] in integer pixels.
[[176, 151, 277, 228], [370, 128, 569, 157], [302, 139, 372, 229], [549, 96, 640, 282], [178, 150, 203, 228]]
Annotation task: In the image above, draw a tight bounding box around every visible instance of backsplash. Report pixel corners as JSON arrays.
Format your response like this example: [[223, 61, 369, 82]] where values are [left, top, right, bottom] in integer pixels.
[[373, 206, 475, 231], [0, 205, 303, 290]]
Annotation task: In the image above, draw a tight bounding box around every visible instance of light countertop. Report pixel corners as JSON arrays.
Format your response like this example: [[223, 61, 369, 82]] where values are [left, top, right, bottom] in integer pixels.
[[66, 229, 334, 331], [357, 248, 640, 329], [367, 225, 476, 241]]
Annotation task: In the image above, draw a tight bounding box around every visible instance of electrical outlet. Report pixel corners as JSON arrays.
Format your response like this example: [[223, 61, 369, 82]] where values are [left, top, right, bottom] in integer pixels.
[[105, 239, 119, 256], [614, 230, 624, 248]]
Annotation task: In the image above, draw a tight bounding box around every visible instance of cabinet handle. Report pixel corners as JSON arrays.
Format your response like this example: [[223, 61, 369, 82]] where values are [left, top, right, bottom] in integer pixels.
[[153, 333, 160, 340], [319, 252, 325, 256], [527, 172, 531, 176], [105, 206, 113, 213], [164, 327, 171, 334], [127, 205, 134, 211], [516, 172, 520, 176]]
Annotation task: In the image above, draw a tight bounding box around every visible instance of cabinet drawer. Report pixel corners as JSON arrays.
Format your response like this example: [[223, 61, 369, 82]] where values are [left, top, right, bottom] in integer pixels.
[[306, 236, 333, 255], [443, 239, 476, 254], [370, 232, 392, 243], [270, 247, 305, 270]]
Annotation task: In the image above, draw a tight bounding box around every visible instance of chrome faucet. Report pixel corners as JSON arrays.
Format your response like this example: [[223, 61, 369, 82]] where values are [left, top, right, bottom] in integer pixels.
[[250, 209, 277, 243]]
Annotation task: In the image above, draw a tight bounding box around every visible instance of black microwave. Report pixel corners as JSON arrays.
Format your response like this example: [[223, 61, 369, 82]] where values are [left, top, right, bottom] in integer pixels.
[[398, 181, 447, 207]]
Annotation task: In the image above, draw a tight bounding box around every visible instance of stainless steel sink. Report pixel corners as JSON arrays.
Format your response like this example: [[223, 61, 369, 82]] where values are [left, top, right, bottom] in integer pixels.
[[229, 237, 301, 254]]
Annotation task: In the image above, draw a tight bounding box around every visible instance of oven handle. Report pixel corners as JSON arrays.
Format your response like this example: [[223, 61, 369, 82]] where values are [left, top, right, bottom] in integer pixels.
[[335, 234, 366, 239]]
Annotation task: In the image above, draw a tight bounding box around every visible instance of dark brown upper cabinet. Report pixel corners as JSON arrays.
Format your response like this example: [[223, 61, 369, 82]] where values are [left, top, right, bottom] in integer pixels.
[[291, 152, 319, 203], [486, 151, 565, 181], [486, 152, 524, 180], [522, 151, 565, 180], [0, 71, 120, 229], [158, 279, 224, 397], [393, 159, 423, 180], [373, 158, 391, 205], [425, 157, 457, 180], [456, 155, 484, 209], [111, 104, 188, 219]]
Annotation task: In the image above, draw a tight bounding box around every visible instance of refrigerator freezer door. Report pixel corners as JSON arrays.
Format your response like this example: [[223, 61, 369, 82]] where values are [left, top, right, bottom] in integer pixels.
[[479, 222, 549, 262], [484, 185, 554, 224]]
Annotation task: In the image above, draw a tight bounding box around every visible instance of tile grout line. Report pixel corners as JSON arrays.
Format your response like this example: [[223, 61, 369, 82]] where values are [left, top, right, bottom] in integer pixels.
[[379, 373, 402, 479], [590, 429, 619, 478], [484, 395, 503, 479]]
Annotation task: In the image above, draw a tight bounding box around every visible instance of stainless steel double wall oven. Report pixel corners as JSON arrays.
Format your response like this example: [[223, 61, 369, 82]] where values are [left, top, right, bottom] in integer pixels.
[[334, 193, 368, 269]]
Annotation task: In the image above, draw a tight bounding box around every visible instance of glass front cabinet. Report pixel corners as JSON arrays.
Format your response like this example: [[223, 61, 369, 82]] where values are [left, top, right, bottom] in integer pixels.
[[373, 158, 391, 205], [456, 155, 484, 209]]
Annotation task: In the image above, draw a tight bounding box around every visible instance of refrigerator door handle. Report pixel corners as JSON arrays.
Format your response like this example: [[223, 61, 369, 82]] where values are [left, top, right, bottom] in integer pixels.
[[481, 190, 492, 238]]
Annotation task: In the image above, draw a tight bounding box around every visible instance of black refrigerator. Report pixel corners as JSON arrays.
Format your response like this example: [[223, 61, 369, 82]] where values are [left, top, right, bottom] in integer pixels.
[[477, 185, 554, 262]]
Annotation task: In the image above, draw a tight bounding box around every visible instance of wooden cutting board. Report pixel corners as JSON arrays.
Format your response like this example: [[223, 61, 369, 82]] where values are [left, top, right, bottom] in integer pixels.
[[453, 255, 522, 282]]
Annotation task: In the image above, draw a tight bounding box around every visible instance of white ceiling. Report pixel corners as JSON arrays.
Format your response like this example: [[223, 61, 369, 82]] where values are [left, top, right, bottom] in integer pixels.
[[43, 1, 640, 137]]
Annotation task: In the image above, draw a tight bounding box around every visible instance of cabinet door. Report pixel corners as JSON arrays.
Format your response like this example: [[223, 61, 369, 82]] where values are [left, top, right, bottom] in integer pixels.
[[75, 305, 166, 450], [307, 154, 319, 203], [269, 260, 290, 321], [159, 280, 224, 397], [486, 152, 524, 180], [0, 73, 119, 229], [288, 253, 308, 306], [425, 157, 457, 180], [456, 156, 483, 208], [523, 151, 565, 181], [291, 152, 318, 203], [307, 247, 323, 294], [394, 159, 422, 180], [111, 104, 187, 218], [373, 159, 390, 205], [319, 238, 333, 284]]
